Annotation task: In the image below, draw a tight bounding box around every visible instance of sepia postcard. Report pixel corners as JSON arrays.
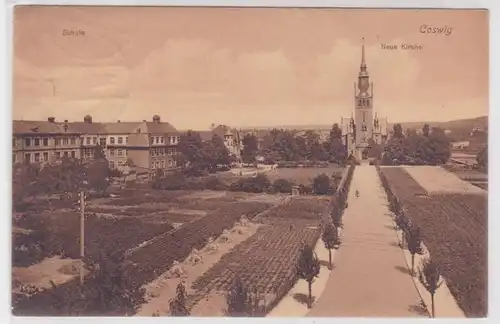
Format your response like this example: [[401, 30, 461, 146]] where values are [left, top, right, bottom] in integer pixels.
[[10, 5, 488, 319]]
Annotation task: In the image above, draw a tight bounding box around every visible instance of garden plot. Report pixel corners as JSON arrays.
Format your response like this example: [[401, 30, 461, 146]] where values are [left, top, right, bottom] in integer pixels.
[[136, 221, 262, 316], [266, 166, 345, 185], [190, 224, 321, 316], [402, 166, 486, 195], [181, 190, 228, 200], [12, 256, 88, 293], [381, 167, 488, 317], [242, 193, 288, 204]]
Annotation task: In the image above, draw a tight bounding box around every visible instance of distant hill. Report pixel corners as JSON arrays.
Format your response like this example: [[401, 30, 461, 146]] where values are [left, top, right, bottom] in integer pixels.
[[391, 116, 488, 132], [242, 116, 488, 133]]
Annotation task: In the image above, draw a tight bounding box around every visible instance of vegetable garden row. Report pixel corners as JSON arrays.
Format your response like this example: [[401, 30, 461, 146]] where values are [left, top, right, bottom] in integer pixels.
[[378, 166, 487, 317], [125, 201, 273, 286], [13, 212, 173, 267], [192, 224, 321, 313]]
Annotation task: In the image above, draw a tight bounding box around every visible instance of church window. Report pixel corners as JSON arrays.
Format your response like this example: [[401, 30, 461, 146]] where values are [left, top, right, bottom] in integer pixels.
[[362, 112, 366, 122], [362, 125, 367, 132]]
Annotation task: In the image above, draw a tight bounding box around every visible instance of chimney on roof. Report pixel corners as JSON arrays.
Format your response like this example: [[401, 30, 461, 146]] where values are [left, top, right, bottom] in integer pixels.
[[84, 115, 92, 123], [48, 117, 55, 123], [153, 115, 161, 124]]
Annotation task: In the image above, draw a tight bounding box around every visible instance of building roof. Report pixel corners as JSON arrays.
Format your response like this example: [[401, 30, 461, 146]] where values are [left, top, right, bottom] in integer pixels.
[[101, 122, 142, 134], [70, 122, 107, 134], [13, 119, 180, 136], [184, 125, 240, 142], [142, 121, 179, 134], [12, 120, 79, 135]]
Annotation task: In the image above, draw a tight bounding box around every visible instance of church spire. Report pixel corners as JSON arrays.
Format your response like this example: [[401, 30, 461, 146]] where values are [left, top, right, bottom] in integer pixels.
[[361, 37, 366, 69], [360, 37, 368, 73]]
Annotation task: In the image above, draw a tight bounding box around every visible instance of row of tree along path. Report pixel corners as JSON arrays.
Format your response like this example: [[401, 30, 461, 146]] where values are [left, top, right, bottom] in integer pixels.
[[308, 164, 426, 317]]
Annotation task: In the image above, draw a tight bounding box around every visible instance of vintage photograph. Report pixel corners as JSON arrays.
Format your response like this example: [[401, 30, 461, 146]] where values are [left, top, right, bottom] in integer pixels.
[[11, 6, 488, 318]]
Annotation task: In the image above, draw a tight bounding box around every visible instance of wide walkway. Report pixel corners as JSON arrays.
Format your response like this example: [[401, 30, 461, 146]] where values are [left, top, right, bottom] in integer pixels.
[[308, 164, 426, 317]]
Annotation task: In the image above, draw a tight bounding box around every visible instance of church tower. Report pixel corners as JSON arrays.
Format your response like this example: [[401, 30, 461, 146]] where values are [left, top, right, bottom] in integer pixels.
[[354, 38, 374, 159], [341, 38, 388, 161]]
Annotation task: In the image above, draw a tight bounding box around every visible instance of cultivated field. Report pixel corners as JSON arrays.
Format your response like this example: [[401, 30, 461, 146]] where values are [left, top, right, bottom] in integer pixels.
[[402, 166, 486, 195], [12, 186, 333, 316], [379, 166, 487, 317], [266, 166, 344, 185], [189, 195, 329, 315]]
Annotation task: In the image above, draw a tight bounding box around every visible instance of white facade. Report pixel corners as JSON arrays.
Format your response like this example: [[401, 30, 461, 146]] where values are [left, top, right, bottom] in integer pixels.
[[341, 40, 388, 160]]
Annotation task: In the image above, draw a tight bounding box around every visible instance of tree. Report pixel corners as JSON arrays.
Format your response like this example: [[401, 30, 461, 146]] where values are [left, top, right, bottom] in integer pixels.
[[406, 226, 423, 276], [312, 174, 331, 195], [393, 124, 404, 139], [422, 124, 430, 137], [367, 138, 382, 160], [321, 223, 340, 269], [241, 134, 259, 164], [208, 134, 232, 168], [395, 213, 409, 248], [382, 135, 406, 165], [476, 144, 487, 171], [330, 203, 343, 234], [418, 257, 443, 318], [296, 244, 320, 308], [12, 162, 41, 211], [87, 252, 145, 315], [326, 123, 346, 163], [426, 127, 451, 165], [303, 130, 323, 161], [169, 281, 189, 316], [176, 131, 206, 173], [86, 146, 112, 196], [226, 277, 254, 316]]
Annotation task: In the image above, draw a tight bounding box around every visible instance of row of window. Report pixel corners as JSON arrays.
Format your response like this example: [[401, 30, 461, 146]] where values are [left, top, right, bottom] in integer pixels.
[[150, 147, 176, 157], [150, 136, 180, 145], [16, 137, 79, 148], [108, 136, 128, 145], [357, 98, 371, 107], [108, 160, 130, 169], [151, 159, 175, 169], [109, 148, 128, 157], [16, 150, 77, 163], [15, 135, 181, 148], [82, 148, 128, 158]]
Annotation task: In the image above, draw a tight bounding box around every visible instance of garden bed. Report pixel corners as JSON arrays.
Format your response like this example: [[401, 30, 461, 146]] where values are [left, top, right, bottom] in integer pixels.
[[379, 166, 488, 317]]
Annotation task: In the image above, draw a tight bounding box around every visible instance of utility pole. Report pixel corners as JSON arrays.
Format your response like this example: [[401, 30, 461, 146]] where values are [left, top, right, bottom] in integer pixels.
[[79, 191, 85, 284]]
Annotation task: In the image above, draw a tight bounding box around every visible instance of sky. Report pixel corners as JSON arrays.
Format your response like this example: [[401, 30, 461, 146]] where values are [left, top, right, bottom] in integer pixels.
[[13, 6, 488, 129]]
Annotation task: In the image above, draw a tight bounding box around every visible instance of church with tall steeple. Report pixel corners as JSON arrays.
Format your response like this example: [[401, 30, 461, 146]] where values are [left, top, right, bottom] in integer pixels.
[[341, 38, 388, 160]]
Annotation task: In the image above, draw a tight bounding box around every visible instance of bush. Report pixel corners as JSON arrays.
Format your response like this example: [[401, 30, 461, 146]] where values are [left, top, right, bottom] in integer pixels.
[[205, 176, 228, 190], [273, 179, 293, 193], [312, 174, 331, 195], [152, 171, 186, 190], [298, 184, 312, 195], [230, 173, 271, 193]]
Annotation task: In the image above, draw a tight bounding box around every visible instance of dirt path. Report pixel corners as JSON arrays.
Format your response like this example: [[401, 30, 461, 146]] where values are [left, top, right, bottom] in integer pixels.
[[307, 165, 426, 317]]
